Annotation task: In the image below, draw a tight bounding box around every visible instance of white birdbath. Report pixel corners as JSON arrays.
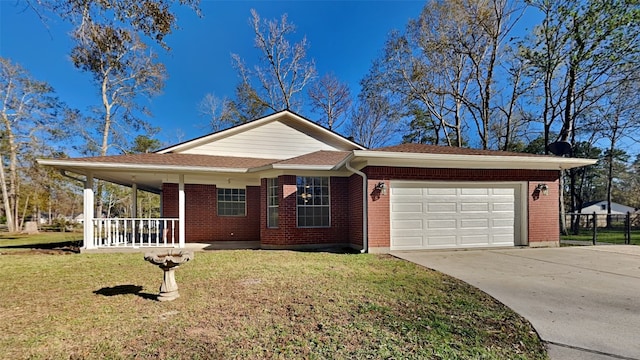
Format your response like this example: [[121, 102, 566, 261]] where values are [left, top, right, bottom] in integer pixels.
[[144, 250, 193, 302]]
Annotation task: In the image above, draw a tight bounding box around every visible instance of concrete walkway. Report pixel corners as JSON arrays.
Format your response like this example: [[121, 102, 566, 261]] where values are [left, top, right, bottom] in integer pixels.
[[392, 246, 640, 360]]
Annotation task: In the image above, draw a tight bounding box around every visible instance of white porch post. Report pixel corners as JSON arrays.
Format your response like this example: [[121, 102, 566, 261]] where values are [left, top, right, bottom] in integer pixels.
[[83, 173, 95, 249], [178, 174, 185, 248], [131, 183, 138, 218]]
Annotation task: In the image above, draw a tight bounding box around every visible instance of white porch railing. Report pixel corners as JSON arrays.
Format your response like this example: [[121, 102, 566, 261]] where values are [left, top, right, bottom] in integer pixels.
[[93, 218, 179, 248]]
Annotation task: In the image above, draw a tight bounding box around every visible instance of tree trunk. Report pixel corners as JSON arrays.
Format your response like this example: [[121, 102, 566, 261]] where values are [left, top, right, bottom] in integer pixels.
[[559, 171, 568, 235], [0, 158, 14, 232]]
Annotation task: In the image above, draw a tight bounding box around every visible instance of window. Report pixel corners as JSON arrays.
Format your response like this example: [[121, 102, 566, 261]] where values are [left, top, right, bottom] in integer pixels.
[[217, 188, 246, 216], [297, 177, 330, 227], [601, 204, 607, 210], [267, 178, 279, 228]]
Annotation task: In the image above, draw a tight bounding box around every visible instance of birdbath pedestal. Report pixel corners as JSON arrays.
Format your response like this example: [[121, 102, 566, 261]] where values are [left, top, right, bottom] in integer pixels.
[[144, 250, 193, 301]]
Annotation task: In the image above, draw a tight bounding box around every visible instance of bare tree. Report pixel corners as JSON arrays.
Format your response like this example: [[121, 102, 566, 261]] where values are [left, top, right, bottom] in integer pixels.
[[0, 57, 64, 232], [70, 23, 165, 217], [307, 73, 352, 130], [230, 9, 316, 119], [71, 24, 165, 156], [198, 93, 235, 132], [362, 0, 525, 149], [522, 0, 640, 234], [348, 93, 400, 149], [594, 76, 640, 226], [523, 0, 640, 152]]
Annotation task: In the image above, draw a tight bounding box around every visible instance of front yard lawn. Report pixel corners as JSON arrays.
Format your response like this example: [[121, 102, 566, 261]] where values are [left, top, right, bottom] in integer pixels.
[[0, 248, 546, 359], [561, 229, 640, 245]]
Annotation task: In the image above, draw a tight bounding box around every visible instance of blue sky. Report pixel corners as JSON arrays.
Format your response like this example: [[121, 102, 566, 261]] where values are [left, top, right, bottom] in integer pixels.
[[0, 0, 427, 148]]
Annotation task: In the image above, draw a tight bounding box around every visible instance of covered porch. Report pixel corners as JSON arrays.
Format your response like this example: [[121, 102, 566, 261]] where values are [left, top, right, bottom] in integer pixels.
[[38, 153, 273, 250], [80, 172, 186, 250]]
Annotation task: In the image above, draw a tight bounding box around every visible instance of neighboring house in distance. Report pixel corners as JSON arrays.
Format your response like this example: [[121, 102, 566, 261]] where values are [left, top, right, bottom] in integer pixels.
[[38, 111, 596, 253], [579, 200, 638, 215], [571, 200, 639, 227]]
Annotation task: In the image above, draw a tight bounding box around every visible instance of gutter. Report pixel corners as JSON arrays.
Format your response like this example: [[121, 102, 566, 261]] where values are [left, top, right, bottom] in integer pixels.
[[344, 153, 368, 253], [59, 170, 85, 183]]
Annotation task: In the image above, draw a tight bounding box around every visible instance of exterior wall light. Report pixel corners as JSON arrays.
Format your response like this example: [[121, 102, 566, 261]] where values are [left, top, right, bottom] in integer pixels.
[[375, 181, 387, 196], [536, 183, 549, 196]]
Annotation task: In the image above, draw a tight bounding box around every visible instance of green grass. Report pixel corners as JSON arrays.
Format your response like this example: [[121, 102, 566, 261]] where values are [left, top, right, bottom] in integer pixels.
[[561, 229, 640, 245], [0, 231, 82, 246], [0, 231, 83, 253], [0, 248, 547, 359]]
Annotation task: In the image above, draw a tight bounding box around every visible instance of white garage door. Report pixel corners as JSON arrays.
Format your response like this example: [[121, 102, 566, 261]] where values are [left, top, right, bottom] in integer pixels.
[[390, 182, 518, 250]]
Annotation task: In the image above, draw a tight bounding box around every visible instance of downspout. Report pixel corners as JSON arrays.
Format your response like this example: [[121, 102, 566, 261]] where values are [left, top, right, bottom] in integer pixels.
[[345, 154, 368, 253]]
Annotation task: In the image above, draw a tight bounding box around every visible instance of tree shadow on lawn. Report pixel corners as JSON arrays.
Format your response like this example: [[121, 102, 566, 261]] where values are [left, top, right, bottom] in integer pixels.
[[94, 285, 158, 301], [0, 240, 81, 253]]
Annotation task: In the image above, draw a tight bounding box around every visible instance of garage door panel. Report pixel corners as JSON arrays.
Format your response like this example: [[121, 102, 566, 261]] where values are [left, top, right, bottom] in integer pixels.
[[493, 202, 515, 211], [391, 187, 423, 196], [391, 202, 423, 213], [460, 219, 489, 229], [393, 236, 423, 248], [460, 234, 490, 245], [493, 218, 515, 227], [427, 235, 457, 246], [461, 188, 490, 195], [460, 202, 489, 212], [391, 182, 518, 250], [427, 188, 457, 195], [392, 219, 423, 230], [427, 203, 457, 212], [492, 188, 514, 195], [492, 234, 515, 244], [427, 219, 457, 229]]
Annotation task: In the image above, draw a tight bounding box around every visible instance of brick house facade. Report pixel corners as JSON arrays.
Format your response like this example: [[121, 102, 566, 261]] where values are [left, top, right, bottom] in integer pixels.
[[39, 111, 595, 251]]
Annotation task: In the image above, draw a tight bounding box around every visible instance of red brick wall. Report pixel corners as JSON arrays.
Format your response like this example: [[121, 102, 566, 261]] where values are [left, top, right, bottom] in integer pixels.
[[363, 167, 561, 248], [348, 174, 364, 248], [527, 179, 560, 244], [162, 167, 561, 248], [367, 179, 391, 249], [260, 176, 350, 247], [161, 183, 260, 242]]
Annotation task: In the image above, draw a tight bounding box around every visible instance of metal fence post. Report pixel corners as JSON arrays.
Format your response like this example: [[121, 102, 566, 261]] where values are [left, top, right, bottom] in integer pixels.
[[592, 212, 597, 245], [625, 212, 631, 245]]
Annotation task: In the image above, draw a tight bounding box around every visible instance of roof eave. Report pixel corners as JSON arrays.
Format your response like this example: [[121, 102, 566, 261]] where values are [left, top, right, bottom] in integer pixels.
[[37, 159, 250, 174], [351, 150, 597, 170], [272, 164, 336, 171]]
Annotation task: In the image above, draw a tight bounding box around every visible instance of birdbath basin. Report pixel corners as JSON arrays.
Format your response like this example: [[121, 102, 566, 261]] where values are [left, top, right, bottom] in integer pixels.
[[144, 250, 193, 301]]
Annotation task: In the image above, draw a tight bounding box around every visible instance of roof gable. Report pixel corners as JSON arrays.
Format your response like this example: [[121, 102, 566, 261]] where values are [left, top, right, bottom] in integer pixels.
[[158, 110, 364, 159]]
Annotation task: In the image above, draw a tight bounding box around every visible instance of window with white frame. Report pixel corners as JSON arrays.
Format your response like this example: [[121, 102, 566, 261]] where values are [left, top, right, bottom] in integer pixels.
[[217, 188, 246, 216], [296, 177, 330, 227], [267, 178, 279, 228]]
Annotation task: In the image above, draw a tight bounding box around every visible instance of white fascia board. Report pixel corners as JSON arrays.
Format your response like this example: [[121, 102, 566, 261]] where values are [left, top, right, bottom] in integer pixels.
[[248, 164, 337, 173], [271, 164, 336, 171], [37, 159, 250, 174], [352, 150, 597, 170]]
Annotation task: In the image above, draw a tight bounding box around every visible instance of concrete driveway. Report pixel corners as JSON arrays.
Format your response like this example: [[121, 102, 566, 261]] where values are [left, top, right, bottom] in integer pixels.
[[392, 246, 640, 360]]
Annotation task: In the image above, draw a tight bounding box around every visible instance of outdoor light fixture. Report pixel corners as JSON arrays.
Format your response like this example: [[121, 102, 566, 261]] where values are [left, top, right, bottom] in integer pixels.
[[301, 192, 312, 203], [375, 181, 387, 196], [536, 183, 549, 196]]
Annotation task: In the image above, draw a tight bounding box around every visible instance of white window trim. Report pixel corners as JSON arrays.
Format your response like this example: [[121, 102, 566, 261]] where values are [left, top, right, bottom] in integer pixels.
[[217, 188, 247, 217], [267, 178, 279, 228], [296, 176, 331, 228]]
